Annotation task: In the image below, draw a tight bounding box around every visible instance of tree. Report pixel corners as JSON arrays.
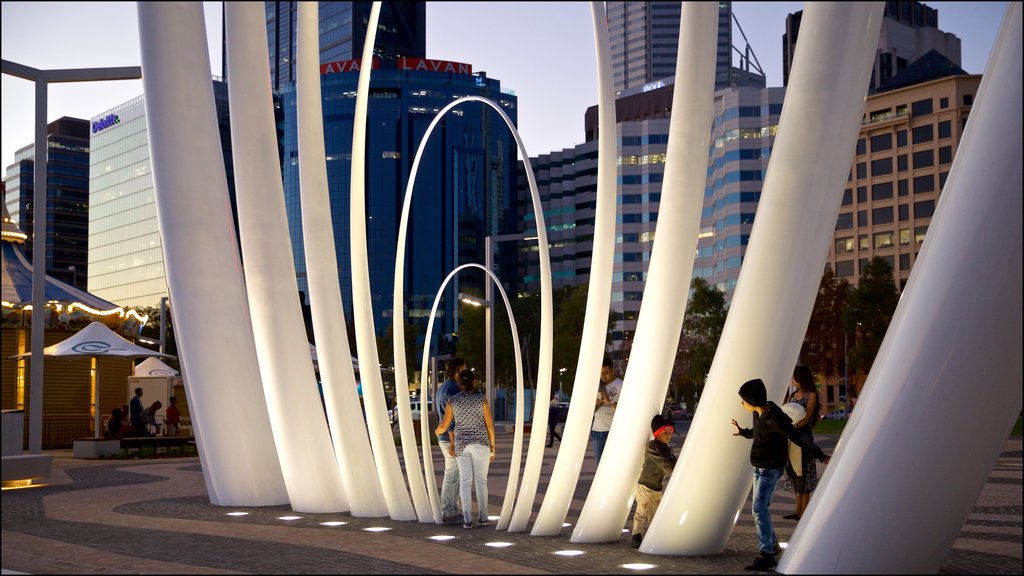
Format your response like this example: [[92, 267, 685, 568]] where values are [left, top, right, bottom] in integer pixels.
[[674, 278, 728, 413], [800, 267, 851, 383], [844, 256, 900, 395]]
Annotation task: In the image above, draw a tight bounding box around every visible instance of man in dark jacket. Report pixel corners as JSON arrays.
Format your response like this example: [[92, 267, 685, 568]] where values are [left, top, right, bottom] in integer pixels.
[[631, 414, 678, 548], [731, 378, 830, 571]]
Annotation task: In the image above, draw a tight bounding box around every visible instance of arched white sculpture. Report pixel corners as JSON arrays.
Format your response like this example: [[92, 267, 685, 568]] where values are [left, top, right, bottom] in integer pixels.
[[526, 0, 616, 535], [344, 2, 417, 521], [136, 1, 287, 506], [642, 2, 885, 555], [778, 4, 1023, 573], [392, 95, 553, 524], [294, 1, 389, 518], [570, 2, 718, 543], [415, 263, 524, 526]]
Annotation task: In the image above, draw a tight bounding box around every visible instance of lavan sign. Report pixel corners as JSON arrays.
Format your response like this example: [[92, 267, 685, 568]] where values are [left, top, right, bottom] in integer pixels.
[[321, 58, 472, 76], [92, 114, 120, 133]]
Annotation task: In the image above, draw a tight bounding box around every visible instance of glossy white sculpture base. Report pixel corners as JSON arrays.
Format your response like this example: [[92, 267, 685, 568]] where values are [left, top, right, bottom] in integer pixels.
[[778, 4, 1023, 573]]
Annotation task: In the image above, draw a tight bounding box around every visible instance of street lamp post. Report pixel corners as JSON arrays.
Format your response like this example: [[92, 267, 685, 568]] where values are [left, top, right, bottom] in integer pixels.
[[68, 265, 77, 288]]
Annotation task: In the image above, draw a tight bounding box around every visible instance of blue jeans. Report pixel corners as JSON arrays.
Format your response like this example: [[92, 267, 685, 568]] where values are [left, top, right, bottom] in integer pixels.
[[457, 443, 491, 523], [751, 466, 784, 555], [437, 437, 460, 518], [591, 430, 609, 465]]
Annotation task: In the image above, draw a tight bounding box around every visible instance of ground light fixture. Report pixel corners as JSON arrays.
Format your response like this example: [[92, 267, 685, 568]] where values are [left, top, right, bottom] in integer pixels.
[[320, 521, 347, 527], [554, 550, 585, 556], [226, 512, 249, 516], [278, 516, 301, 521], [622, 563, 657, 570], [485, 542, 513, 548], [364, 526, 391, 532], [428, 535, 456, 541]]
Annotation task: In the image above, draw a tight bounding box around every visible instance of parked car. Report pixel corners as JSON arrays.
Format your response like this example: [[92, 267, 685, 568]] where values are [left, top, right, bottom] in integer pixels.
[[668, 403, 689, 421]]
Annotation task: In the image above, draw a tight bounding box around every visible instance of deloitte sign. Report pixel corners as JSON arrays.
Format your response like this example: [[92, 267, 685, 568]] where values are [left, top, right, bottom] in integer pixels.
[[92, 114, 120, 133]]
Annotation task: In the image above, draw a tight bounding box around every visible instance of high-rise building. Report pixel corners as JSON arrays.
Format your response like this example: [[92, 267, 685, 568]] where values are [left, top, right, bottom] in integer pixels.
[[279, 58, 519, 345], [87, 79, 235, 308], [828, 61, 978, 291], [4, 117, 91, 290], [783, 1, 961, 93], [262, 1, 426, 91], [607, 0, 764, 94]]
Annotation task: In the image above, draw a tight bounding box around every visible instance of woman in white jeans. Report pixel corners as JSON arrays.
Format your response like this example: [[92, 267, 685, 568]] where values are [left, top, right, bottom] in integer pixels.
[[435, 369, 496, 528]]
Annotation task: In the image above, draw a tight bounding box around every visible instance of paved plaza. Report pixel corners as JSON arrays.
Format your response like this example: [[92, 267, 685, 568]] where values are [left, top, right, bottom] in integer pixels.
[[2, 426, 1021, 574]]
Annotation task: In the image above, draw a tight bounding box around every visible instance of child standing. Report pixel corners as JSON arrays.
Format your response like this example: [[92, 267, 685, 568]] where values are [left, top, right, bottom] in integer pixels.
[[731, 378, 830, 571], [631, 414, 677, 548]]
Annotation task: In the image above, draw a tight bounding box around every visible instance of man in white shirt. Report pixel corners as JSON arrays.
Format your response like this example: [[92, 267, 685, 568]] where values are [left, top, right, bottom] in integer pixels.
[[591, 357, 622, 465]]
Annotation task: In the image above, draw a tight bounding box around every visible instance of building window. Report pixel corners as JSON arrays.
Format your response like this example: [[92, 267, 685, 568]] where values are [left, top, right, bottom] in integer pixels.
[[857, 186, 868, 203], [914, 200, 935, 219], [856, 138, 866, 156], [836, 237, 855, 254], [899, 204, 909, 221], [871, 133, 893, 153], [842, 188, 852, 206], [872, 181, 893, 200], [963, 94, 973, 106], [898, 179, 909, 196], [859, 234, 870, 251], [872, 206, 894, 225], [938, 146, 952, 164], [911, 98, 933, 116], [897, 154, 908, 172], [913, 149, 934, 169], [859, 258, 870, 274], [912, 124, 933, 144], [871, 157, 893, 176], [858, 210, 869, 227], [836, 260, 855, 278], [835, 212, 853, 230], [939, 171, 949, 189], [897, 129, 907, 147], [900, 252, 911, 272], [913, 174, 934, 193], [938, 120, 952, 139], [939, 97, 949, 109], [915, 226, 927, 244], [899, 228, 911, 245], [874, 231, 894, 249], [856, 162, 867, 179]]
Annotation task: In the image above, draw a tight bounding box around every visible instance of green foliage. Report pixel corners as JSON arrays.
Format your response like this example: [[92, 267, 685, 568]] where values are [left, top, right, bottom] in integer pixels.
[[801, 267, 852, 380], [551, 285, 590, 395], [844, 257, 900, 376], [674, 278, 728, 413]]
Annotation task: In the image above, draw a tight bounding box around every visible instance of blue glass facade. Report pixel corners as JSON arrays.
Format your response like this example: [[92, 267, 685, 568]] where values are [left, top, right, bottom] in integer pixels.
[[280, 67, 518, 344]]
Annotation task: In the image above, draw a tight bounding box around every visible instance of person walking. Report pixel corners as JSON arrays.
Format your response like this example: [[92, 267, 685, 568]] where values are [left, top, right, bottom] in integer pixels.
[[435, 369, 496, 529], [591, 358, 622, 465], [547, 393, 562, 447], [731, 378, 830, 571], [434, 357, 466, 525], [783, 365, 821, 521]]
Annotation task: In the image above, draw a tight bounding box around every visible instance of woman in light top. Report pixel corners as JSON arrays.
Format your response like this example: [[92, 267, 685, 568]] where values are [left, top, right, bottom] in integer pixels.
[[435, 369, 496, 529]]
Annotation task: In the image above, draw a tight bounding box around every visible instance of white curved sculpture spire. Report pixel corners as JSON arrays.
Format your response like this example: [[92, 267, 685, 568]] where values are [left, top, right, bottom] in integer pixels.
[[345, 1, 417, 521], [293, 2, 389, 517], [393, 95, 550, 525], [642, 2, 885, 555], [526, 0, 616, 535], [136, 1, 287, 506], [227, 2, 348, 513], [571, 2, 718, 543], [779, 4, 1023, 573]]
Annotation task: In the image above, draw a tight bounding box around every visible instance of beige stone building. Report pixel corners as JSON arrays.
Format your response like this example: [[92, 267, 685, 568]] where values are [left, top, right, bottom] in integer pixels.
[[829, 73, 981, 290]]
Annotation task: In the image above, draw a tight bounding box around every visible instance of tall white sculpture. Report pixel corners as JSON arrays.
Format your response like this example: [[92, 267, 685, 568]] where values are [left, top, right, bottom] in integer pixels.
[[225, 2, 348, 513], [523, 0, 616, 535], [343, 2, 417, 521], [392, 95, 552, 525], [294, 1, 391, 518], [779, 4, 1023, 573], [136, 2, 287, 506], [570, 2, 718, 543], [415, 263, 524, 526], [642, 2, 885, 555]]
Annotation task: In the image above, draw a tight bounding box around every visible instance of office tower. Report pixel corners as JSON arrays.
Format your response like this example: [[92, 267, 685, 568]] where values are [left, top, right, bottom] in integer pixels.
[[279, 58, 518, 345], [263, 1, 426, 91], [607, 0, 764, 94], [829, 63, 979, 291], [87, 79, 235, 308], [783, 1, 961, 93], [4, 117, 91, 289]]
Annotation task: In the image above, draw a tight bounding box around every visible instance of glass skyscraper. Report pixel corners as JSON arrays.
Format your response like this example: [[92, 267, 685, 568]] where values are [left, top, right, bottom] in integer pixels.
[[279, 60, 518, 343]]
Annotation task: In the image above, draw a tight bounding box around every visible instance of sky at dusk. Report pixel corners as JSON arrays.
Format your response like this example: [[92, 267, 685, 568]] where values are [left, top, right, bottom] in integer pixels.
[[1, 2, 1011, 171]]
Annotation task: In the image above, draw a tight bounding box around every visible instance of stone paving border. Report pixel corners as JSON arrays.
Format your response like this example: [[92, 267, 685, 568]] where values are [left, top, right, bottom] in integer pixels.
[[2, 433, 1020, 574]]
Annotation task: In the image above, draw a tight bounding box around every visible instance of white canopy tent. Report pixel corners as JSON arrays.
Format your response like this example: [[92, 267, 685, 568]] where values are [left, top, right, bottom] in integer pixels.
[[133, 356, 179, 376], [12, 321, 175, 438]]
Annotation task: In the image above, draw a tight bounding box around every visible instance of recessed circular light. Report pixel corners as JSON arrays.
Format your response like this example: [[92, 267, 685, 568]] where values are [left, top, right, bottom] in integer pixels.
[[485, 541, 513, 548], [226, 512, 249, 516], [623, 563, 656, 570], [278, 516, 302, 521], [554, 550, 585, 556], [364, 526, 391, 532], [320, 521, 347, 527], [429, 535, 456, 541]]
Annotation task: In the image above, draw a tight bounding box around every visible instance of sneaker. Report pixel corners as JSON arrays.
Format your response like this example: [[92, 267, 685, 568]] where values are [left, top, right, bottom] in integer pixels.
[[477, 518, 494, 527], [773, 542, 783, 556], [462, 520, 474, 529], [744, 553, 777, 571], [782, 513, 801, 521], [630, 533, 643, 549]]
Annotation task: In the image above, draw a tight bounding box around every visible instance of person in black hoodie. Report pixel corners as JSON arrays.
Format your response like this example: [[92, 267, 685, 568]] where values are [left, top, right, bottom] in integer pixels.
[[731, 378, 830, 571]]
